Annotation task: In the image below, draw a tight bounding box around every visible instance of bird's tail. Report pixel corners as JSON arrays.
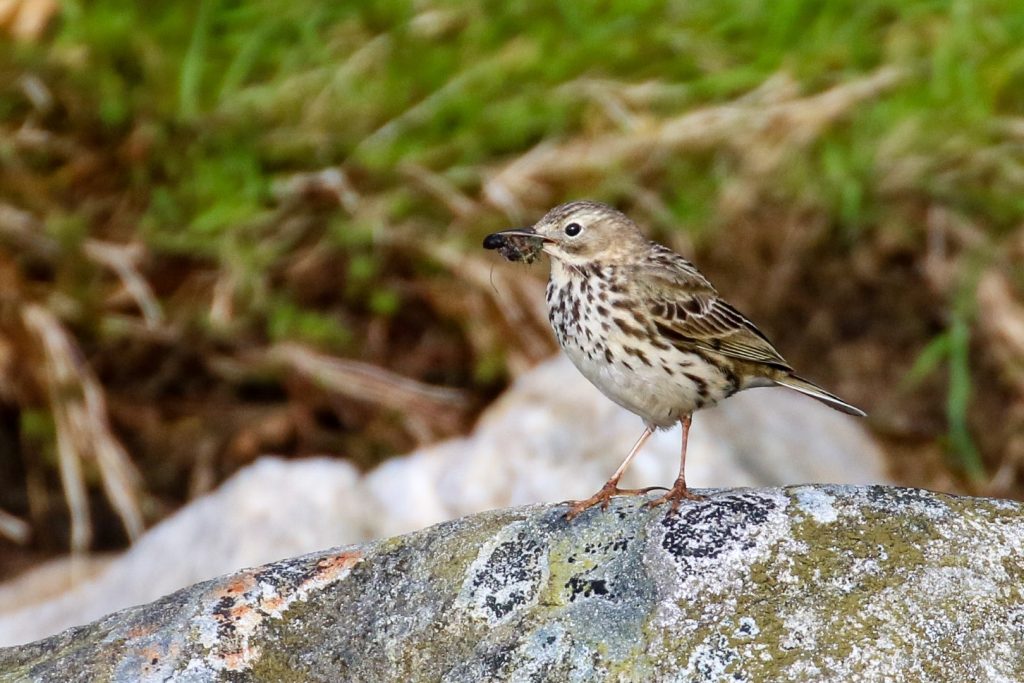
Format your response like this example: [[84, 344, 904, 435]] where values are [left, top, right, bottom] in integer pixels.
[[775, 375, 866, 417]]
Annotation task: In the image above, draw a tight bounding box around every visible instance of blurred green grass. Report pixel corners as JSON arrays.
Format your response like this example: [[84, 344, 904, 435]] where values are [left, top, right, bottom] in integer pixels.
[[31, 0, 1024, 240]]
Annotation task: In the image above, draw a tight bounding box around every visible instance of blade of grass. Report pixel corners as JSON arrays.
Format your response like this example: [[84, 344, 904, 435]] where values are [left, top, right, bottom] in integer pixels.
[[947, 308, 985, 482], [179, 0, 216, 119], [901, 331, 952, 389]]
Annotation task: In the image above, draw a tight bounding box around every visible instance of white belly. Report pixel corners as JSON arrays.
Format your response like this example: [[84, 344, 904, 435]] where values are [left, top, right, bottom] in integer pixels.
[[562, 337, 732, 428]]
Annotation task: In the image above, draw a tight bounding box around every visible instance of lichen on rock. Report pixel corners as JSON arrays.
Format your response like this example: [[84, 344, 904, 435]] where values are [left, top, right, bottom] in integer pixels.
[[2, 485, 1024, 682]]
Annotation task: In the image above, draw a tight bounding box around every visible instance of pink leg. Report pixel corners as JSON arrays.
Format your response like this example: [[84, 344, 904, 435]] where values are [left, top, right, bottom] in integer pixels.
[[565, 426, 661, 520], [646, 415, 704, 512]]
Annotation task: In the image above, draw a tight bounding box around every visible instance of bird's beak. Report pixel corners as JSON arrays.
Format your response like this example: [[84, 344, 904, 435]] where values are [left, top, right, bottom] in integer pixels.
[[482, 228, 555, 250]]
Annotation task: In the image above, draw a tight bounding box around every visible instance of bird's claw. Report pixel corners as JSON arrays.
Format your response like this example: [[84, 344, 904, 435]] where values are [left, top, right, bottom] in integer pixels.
[[565, 483, 657, 520], [644, 484, 705, 513]]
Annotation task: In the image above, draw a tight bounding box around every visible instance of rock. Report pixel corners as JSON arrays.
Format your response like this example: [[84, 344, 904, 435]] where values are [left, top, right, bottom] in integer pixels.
[[2, 485, 1022, 682], [0, 356, 889, 646]]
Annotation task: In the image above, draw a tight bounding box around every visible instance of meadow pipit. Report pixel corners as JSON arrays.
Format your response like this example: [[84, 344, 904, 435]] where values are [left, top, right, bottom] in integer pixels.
[[484, 200, 866, 520]]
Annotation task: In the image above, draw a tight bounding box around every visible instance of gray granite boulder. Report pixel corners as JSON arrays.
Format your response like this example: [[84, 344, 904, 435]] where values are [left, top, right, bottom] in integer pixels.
[[2, 485, 1022, 682]]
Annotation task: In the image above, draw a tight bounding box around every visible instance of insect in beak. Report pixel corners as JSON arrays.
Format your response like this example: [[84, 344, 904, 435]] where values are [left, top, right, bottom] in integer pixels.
[[482, 228, 552, 264]]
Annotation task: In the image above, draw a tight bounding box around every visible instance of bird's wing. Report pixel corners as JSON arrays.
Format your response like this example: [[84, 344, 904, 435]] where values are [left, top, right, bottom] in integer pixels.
[[634, 249, 792, 370]]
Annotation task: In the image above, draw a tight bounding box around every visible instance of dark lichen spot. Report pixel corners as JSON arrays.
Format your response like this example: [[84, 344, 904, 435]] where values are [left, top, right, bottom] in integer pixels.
[[566, 576, 611, 601], [660, 495, 776, 564], [479, 642, 516, 678], [736, 620, 755, 637], [211, 596, 242, 637], [467, 530, 545, 621], [690, 634, 741, 679], [866, 486, 951, 514]]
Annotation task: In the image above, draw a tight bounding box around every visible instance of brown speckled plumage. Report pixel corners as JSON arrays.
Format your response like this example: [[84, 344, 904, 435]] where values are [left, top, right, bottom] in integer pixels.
[[484, 200, 865, 520]]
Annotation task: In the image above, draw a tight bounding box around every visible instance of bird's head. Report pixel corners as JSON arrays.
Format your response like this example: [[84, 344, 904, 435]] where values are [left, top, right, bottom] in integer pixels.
[[485, 200, 648, 267]]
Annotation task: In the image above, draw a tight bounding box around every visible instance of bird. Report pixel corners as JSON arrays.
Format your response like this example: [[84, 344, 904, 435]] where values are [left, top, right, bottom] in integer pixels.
[[483, 200, 866, 520]]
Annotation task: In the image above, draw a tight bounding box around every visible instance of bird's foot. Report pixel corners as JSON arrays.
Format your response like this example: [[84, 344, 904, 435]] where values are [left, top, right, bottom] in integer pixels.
[[565, 484, 663, 521], [644, 481, 705, 513]]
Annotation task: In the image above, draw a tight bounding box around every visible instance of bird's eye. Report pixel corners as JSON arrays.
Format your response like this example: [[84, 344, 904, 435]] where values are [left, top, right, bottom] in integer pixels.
[[564, 222, 583, 237]]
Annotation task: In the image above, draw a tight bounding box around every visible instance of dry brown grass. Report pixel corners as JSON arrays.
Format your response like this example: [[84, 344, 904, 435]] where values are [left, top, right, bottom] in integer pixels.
[[22, 304, 145, 554]]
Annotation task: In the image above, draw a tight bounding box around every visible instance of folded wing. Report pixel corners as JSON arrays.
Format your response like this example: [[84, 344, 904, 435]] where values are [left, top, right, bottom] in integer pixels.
[[634, 249, 792, 371]]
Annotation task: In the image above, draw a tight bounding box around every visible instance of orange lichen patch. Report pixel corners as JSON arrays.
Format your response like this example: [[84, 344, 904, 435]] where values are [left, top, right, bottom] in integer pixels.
[[209, 601, 262, 635], [118, 638, 183, 680], [211, 573, 258, 599], [200, 598, 265, 673], [125, 622, 158, 640], [301, 551, 363, 590], [220, 646, 262, 673], [137, 645, 162, 667], [259, 594, 286, 613], [190, 549, 364, 673], [323, 551, 363, 573]]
